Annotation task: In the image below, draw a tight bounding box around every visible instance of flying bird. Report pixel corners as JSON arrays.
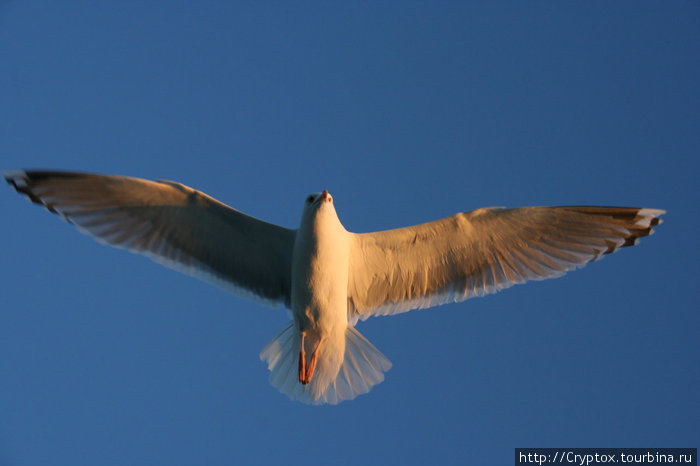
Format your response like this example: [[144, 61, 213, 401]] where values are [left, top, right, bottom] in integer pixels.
[[5, 170, 665, 404]]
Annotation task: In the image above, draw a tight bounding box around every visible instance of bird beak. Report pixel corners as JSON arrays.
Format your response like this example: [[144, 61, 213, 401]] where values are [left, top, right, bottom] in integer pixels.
[[321, 190, 329, 202]]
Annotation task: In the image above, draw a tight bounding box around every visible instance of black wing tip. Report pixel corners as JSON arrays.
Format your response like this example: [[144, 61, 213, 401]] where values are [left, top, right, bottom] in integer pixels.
[[562, 205, 665, 220], [558, 206, 665, 257], [649, 215, 663, 227], [4, 169, 28, 185], [4, 169, 69, 214], [5, 168, 93, 192], [4, 170, 40, 204], [5, 169, 89, 184], [562, 206, 665, 225]]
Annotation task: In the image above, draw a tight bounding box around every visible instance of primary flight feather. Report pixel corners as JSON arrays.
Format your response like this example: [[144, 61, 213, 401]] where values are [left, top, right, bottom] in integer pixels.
[[5, 170, 665, 404]]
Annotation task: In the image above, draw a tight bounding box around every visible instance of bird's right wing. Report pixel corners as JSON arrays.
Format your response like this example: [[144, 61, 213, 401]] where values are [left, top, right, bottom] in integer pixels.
[[347, 206, 665, 321], [6, 170, 296, 307]]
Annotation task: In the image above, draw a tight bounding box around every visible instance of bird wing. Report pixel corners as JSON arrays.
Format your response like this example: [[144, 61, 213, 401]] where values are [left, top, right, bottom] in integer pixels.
[[6, 170, 296, 307], [347, 206, 664, 321]]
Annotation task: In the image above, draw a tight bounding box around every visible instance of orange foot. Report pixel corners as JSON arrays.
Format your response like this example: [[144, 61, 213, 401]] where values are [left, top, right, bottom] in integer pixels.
[[298, 332, 323, 385], [298, 332, 307, 384]]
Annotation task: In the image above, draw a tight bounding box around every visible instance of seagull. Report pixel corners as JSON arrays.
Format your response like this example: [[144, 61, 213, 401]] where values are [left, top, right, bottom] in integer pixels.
[[5, 170, 665, 404]]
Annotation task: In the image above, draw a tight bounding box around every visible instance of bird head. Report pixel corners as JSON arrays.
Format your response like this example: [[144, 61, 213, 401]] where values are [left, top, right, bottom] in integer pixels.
[[300, 189, 340, 230]]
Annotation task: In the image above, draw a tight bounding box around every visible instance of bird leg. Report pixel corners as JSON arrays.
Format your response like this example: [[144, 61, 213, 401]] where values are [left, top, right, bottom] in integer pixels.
[[298, 331, 307, 384], [304, 338, 323, 385], [298, 332, 324, 385]]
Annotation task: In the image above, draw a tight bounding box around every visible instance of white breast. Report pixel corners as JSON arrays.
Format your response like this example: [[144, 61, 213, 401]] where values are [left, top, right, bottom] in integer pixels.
[[290, 199, 350, 335]]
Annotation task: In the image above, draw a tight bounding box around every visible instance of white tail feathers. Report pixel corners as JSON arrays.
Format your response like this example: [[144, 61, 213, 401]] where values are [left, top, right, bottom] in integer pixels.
[[260, 323, 392, 405]]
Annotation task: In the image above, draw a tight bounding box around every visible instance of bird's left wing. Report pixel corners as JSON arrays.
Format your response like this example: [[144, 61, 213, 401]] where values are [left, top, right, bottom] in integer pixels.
[[347, 206, 664, 322], [6, 170, 296, 307]]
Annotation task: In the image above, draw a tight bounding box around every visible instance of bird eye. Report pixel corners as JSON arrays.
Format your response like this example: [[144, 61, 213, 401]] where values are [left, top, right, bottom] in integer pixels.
[[306, 195, 315, 204]]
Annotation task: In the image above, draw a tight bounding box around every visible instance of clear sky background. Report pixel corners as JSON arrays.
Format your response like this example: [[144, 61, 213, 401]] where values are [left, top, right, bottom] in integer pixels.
[[1, 2, 698, 465]]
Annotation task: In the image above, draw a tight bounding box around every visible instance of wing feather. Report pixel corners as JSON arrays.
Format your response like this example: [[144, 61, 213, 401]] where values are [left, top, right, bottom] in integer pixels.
[[347, 206, 664, 321], [5, 170, 296, 306]]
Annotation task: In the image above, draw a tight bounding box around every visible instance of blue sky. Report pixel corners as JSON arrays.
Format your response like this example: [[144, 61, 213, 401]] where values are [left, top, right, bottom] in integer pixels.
[[1, 2, 697, 465]]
